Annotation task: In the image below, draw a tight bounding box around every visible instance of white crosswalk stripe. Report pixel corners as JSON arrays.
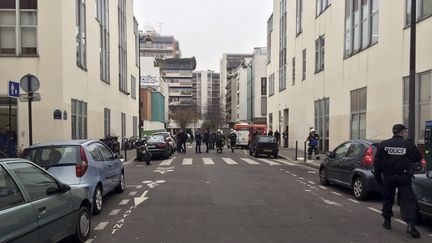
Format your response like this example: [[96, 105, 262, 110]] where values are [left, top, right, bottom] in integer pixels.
[[159, 158, 174, 166], [241, 158, 260, 165], [258, 158, 280, 166], [222, 158, 238, 165], [203, 158, 214, 165], [183, 158, 193, 165], [275, 159, 295, 166]]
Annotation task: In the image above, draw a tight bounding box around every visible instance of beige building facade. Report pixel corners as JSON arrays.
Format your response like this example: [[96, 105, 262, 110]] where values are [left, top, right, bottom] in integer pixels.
[[267, 0, 432, 151], [0, 0, 139, 150]]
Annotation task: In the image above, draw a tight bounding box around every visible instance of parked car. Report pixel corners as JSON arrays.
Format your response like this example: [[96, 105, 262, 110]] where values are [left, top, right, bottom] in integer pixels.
[[152, 132, 176, 154], [319, 139, 382, 200], [0, 159, 91, 242], [249, 135, 279, 159], [146, 135, 172, 159], [412, 170, 432, 220], [21, 140, 125, 215]]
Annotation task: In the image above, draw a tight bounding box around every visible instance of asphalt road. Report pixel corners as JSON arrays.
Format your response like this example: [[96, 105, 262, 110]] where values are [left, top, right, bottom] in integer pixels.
[[81, 145, 432, 243]]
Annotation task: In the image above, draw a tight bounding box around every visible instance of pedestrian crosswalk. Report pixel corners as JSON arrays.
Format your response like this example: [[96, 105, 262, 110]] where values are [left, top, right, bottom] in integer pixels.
[[155, 157, 298, 167]]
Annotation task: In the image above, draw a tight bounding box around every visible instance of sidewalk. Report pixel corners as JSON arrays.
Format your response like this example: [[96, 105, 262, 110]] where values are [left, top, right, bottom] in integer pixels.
[[277, 147, 323, 169], [120, 149, 137, 164]]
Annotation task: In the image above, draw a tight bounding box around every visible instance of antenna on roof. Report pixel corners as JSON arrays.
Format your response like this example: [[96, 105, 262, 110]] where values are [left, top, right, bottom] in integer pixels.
[[156, 22, 164, 34]]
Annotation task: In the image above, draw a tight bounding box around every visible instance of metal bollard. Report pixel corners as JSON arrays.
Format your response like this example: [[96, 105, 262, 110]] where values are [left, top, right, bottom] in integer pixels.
[[124, 145, 127, 162], [304, 141, 307, 162], [295, 140, 298, 160]]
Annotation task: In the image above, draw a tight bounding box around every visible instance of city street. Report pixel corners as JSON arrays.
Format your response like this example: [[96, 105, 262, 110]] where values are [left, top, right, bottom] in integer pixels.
[[78, 145, 431, 243]]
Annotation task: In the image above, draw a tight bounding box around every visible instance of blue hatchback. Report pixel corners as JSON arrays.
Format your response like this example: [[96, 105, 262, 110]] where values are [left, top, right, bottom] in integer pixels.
[[22, 140, 125, 214]]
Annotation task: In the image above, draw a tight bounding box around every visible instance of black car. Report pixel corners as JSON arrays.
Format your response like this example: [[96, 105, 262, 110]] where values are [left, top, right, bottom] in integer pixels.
[[146, 135, 172, 159], [412, 170, 432, 220], [249, 135, 279, 159], [319, 139, 382, 200]]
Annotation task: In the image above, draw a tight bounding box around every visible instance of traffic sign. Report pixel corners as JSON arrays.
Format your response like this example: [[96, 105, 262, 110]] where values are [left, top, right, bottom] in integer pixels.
[[19, 93, 41, 102], [8, 81, 20, 98], [20, 74, 40, 93]]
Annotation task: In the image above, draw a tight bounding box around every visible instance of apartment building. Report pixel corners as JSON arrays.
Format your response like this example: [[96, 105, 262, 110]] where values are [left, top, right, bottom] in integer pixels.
[[0, 0, 139, 150], [192, 70, 220, 119], [235, 58, 251, 123], [247, 48, 268, 124], [139, 30, 181, 59], [267, 0, 432, 151]]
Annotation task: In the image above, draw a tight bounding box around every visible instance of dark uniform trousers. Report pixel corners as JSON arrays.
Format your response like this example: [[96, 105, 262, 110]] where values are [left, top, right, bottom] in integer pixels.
[[382, 175, 417, 223]]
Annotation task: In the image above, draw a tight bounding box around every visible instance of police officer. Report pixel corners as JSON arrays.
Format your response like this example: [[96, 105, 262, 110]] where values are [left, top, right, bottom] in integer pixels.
[[374, 124, 422, 238]]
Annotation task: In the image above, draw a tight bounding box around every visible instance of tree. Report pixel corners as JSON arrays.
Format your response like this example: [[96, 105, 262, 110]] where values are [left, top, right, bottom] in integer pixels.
[[201, 96, 225, 131], [169, 106, 198, 129]]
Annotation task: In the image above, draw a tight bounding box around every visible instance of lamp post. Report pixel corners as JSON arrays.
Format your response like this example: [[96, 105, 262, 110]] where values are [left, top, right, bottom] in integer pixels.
[[138, 35, 143, 139], [408, 0, 416, 141]]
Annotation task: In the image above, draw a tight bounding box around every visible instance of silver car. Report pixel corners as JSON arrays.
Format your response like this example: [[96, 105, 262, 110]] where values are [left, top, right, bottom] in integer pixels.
[[0, 159, 91, 242], [152, 132, 177, 154], [22, 140, 125, 214]]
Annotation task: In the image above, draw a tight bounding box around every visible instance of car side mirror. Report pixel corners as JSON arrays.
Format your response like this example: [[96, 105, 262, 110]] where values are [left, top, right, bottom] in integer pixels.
[[325, 151, 334, 158], [59, 183, 71, 193], [427, 171, 432, 178], [114, 153, 121, 159]]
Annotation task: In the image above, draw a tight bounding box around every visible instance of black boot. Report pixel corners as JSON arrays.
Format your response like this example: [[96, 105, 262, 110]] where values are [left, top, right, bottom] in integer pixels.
[[407, 223, 421, 238], [382, 218, 391, 230]]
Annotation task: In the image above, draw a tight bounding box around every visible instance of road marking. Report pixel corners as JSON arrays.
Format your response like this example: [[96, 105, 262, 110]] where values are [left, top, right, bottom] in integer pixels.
[[275, 159, 295, 166], [203, 158, 214, 165], [84, 239, 94, 243], [285, 171, 290, 174], [94, 222, 109, 231], [394, 219, 407, 225], [243, 150, 247, 155], [319, 186, 327, 190], [136, 185, 143, 189], [429, 233, 432, 238], [368, 207, 381, 214], [292, 174, 298, 177], [307, 171, 317, 174], [348, 199, 360, 204], [331, 192, 342, 196], [119, 199, 129, 205], [298, 157, 305, 160], [258, 158, 280, 166], [299, 177, 305, 180], [241, 158, 260, 165], [109, 209, 121, 216], [159, 158, 174, 166], [182, 158, 193, 165], [304, 190, 311, 192], [129, 191, 137, 196], [322, 198, 342, 207], [307, 181, 316, 185], [222, 158, 238, 165]]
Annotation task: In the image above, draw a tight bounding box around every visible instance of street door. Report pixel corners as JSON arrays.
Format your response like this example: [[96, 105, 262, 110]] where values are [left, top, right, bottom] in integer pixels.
[[326, 142, 351, 181]]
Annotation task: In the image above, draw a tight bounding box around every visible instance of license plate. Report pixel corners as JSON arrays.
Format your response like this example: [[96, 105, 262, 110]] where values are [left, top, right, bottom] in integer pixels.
[[264, 149, 272, 152], [147, 145, 155, 148]]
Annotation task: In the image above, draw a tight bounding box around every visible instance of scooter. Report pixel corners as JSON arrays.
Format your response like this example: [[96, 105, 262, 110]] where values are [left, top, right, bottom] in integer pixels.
[[136, 138, 151, 165]]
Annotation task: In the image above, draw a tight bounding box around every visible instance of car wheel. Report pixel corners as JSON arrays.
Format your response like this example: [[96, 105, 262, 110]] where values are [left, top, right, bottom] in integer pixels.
[[249, 149, 253, 155], [71, 206, 91, 242], [254, 150, 259, 158], [353, 177, 369, 200], [274, 154, 278, 159], [319, 168, 329, 186], [116, 172, 125, 193], [93, 186, 103, 215]]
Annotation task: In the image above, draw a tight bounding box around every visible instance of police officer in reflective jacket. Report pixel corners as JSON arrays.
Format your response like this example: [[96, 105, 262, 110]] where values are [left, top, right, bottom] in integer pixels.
[[374, 124, 422, 238]]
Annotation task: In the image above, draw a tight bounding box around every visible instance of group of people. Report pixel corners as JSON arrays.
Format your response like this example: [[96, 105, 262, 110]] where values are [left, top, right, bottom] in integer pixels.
[[194, 129, 237, 154], [175, 129, 189, 154]]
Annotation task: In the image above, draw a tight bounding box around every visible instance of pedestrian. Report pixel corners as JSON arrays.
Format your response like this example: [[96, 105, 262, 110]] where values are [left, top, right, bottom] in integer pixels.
[[374, 124, 422, 238], [203, 130, 210, 153], [229, 129, 237, 153], [283, 130, 288, 147], [268, 129, 273, 136], [181, 130, 188, 153], [306, 128, 320, 160], [176, 130, 183, 153], [195, 130, 202, 153], [210, 132, 216, 149], [274, 130, 280, 147]]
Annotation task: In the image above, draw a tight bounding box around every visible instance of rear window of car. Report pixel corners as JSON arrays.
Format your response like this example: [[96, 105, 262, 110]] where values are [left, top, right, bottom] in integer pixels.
[[153, 133, 169, 138], [258, 136, 277, 143], [148, 136, 165, 143], [22, 146, 80, 168]]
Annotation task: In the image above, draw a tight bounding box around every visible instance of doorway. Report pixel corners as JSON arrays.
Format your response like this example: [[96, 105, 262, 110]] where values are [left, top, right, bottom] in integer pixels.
[[0, 97, 18, 158]]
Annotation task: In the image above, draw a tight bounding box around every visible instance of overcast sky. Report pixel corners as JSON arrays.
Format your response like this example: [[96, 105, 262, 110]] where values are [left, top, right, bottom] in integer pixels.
[[134, 0, 273, 71]]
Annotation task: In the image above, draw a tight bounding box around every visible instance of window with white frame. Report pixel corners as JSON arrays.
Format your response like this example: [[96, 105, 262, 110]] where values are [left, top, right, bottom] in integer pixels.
[[97, 0, 109, 82], [118, 0, 127, 93], [403, 71, 431, 142], [315, 35, 325, 73], [350, 87, 367, 139], [302, 49, 306, 81], [0, 0, 37, 55], [279, 0, 287, 92], [292, 57, 296, 86], [121, 113, 126, 143], [269, 73, 275, 96], [104, 108, 110, 136], [261, 77, 267, 96], [269, 113, 273, 130], [72, 99, 87, 139], [133, 116, 138, 137], [279, 66, 286, 91], [406, 0, 432, 26], [134, 18, 139, 67], [131, 75, 136, 99], [296, 0, 303, 35], [344, 0, 379, 58], [76, 0, 86, 69], [267, 14, 273, 64], [316, 0, 331, 16]]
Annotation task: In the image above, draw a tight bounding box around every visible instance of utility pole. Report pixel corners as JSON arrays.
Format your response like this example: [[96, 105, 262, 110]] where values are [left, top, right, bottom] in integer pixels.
[[408, 0, 416, 141]]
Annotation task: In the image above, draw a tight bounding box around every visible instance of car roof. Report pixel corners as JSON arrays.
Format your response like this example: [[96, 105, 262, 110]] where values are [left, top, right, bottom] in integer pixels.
[[0, 158, 31, 164], [26, 139, 96, 148], [350, 139, 381, 144]]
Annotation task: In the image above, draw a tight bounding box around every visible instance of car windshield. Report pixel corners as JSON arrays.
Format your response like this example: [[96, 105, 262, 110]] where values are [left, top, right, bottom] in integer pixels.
[[258, 136, 277, 143], [148, 136, 165, 143], [22, 146, 80, 168]]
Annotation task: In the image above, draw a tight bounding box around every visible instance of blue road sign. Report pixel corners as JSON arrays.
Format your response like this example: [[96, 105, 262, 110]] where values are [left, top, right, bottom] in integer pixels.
[[8, 81, 20, 98]]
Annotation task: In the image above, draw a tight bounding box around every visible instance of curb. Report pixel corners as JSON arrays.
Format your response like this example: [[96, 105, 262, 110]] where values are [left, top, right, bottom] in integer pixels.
[[278, 154, 321, 169]]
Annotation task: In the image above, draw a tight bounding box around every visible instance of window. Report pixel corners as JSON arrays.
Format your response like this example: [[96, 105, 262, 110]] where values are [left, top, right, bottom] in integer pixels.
[[97, 143, 115, 160], [302, 49, 306, 81], [315, 36, 325, 73], [279, 66, 287, 91], [121, 112, 126, 143], [87, 143, 104, 161], [292, 57, 296, 85], [261, 77, 267, 96], [296, 0, 303, 35], [8, 162, 59, 201], [334, 142, 351, 158], [104, 108, 110, 136], [267, 14, 273, 64], [269, 113, 273, 130], [134, 18, 139, 67], [406, 0, 432, 25], [133, 116, 138, 137], [344, 0, 379, 57], [269, 73, 275, 96], [403, 71, 432, 142], [315, 98, 329, 151], [0, 165, 24, 210], [279, 0, 287, 91], [76, 0, 86, 69], [118, 0, 127, 93], [351, 87, 367, 139], [316, 0, 331, 16], [97, 0, 109, 82], [71, 99, 87, 139], [131, 75, 136, 99], [0, 0, 37, 55]]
